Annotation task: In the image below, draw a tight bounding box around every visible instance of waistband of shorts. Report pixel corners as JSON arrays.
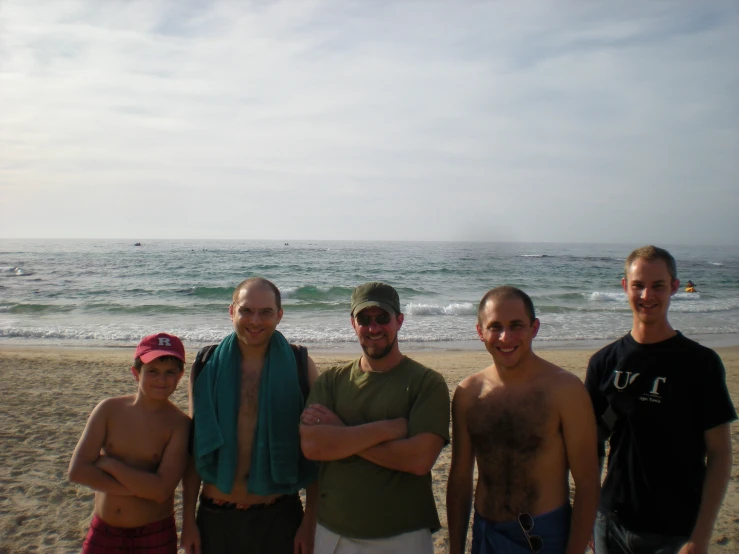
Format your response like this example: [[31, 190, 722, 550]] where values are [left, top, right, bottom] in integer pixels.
[[199, 492, 299, 511], [90, 513, 176, 536], [474, 503, 571, 532]]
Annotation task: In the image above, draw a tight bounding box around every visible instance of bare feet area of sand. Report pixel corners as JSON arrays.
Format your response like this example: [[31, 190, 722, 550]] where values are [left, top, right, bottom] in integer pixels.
[[1, 346, 737, 553]]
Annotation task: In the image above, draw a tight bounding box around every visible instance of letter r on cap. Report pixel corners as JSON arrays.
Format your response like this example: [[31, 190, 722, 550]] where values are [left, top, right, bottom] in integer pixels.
[[158, 337, 172, 347]]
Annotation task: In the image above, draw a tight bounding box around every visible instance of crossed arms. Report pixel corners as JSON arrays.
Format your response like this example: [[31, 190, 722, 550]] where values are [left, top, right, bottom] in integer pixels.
[[299, 404, 446, 476], [68, 398, 190, 503]]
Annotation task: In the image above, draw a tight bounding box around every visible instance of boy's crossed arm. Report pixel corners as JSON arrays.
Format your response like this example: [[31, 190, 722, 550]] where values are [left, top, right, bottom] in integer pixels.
[[68, 398, 134, 496], [69, 398, 191, 503], [95, 416, 190, 503]]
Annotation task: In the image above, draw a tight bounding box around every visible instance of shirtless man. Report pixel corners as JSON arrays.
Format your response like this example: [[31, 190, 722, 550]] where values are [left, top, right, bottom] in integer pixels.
[[181, 278, 319, 554], [69, 332, 191, 553], [447, 286, 600, 554]]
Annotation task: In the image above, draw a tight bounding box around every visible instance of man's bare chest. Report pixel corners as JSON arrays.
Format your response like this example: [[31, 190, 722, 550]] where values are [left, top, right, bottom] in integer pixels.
[[237, 370, 262, 429], [467, 388, 556, 460]]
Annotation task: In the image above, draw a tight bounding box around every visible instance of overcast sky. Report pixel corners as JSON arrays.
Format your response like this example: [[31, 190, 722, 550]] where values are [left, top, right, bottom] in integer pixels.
[[1, 1, 737, 244]]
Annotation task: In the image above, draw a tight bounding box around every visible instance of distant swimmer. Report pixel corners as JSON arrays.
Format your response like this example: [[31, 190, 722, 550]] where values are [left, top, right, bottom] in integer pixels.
[[686, 279, 697, 292]]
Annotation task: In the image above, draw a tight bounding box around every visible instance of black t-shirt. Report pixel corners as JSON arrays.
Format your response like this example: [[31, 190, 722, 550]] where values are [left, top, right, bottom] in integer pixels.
[[585, 332, 737, 536]]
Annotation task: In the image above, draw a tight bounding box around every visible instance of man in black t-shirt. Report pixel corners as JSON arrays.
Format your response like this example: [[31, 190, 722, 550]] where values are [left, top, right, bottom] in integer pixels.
[[585, 246, 736, 554]]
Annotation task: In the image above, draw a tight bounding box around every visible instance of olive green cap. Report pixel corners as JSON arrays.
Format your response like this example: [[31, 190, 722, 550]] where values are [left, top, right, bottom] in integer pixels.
[[350, 282, 401, 316]]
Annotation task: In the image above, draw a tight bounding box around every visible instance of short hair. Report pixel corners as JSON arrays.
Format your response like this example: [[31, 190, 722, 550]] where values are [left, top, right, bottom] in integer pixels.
[[478, 286, 536, 324], [232, 277, 282, 310], [133, 355, 184, 372], [624, 245, 677, 281]]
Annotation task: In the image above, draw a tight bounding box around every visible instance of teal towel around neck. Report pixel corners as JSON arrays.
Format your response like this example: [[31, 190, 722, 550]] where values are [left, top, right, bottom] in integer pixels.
[[193, 331, 318, 495], [192, 332, 241, 494], [247, 331, 318, 495]]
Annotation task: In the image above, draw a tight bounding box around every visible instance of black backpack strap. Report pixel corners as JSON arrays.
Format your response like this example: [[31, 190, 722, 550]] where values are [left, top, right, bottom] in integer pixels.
[[191, 344, 218, 383], [290, 343, 310, 401], [188, 344, 217, 455]]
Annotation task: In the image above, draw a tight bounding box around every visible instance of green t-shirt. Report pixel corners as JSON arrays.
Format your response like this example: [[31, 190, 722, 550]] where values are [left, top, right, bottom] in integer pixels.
[[306, 356, 450, 539]]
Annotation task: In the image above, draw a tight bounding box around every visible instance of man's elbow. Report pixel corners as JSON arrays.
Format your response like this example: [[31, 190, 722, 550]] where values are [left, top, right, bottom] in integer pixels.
[[408, 453, 441, 476], [707, 447, 733, 473], [447, 467, 474, 493], [572, 472, 601, 498], [301, 436, 343, 461], [300, 427, 323, 461], [301, 440, 321, 461], [408, 463, 432, 476]]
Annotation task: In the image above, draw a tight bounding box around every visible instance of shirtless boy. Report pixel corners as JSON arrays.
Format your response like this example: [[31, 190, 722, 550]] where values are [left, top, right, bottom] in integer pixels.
[[447, 286, 599, 554], [69, 332, 190, 554]]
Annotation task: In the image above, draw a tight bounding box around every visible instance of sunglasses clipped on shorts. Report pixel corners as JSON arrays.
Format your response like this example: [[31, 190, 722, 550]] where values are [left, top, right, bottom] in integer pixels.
[[518, 513, 543, 553], [354, 312, 392, 326]]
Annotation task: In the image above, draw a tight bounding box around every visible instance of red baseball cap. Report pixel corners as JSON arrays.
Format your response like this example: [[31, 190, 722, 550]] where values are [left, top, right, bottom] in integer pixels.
[[135, 333, 186, 364]]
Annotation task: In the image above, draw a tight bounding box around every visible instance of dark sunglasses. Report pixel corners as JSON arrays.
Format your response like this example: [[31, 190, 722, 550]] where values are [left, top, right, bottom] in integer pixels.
[[354, 312, 392, 326], [518, 513, 543, 553]]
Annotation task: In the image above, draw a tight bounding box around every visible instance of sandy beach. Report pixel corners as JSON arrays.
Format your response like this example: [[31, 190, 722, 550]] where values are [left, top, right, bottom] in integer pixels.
[[0, 345, 737, 553]]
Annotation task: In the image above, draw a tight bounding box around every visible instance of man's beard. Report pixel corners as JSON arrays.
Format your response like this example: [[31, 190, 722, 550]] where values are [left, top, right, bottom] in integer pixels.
[[361, 335, 397, 360]]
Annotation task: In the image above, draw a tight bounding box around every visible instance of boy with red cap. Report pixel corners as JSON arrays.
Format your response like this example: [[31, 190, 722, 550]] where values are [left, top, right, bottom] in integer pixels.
[[69, 333, 191, 553]]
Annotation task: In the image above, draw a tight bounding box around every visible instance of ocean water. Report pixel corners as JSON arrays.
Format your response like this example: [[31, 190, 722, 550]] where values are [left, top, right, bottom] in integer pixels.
[[1, 239, 738, 352]]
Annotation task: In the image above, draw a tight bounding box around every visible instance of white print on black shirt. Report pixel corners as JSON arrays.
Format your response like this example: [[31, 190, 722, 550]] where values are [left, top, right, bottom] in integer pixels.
[[612, 371, 667, 404]]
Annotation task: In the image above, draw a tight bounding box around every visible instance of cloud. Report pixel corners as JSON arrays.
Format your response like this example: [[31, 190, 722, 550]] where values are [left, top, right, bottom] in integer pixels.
[[1, 0, 737, 244]]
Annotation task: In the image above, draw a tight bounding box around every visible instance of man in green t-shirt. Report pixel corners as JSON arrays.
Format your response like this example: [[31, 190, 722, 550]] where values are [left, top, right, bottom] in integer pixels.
[[300, 282, 450, 554]]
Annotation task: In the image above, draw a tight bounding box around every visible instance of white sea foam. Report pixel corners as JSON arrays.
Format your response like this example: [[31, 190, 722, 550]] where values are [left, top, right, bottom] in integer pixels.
[[671, 297, 739, 313], [404, 302, 477, 316], [2, 239, 738, 349], [672, 292, 701, 301], [587, 292, 625, 302]]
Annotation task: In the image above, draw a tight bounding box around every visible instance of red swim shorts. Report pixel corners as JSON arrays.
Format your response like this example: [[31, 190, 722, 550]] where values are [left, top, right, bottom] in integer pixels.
[[81, 513, 177, 553]]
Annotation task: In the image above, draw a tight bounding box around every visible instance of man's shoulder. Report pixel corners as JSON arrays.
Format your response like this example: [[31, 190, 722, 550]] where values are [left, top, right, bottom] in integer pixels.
[[541, 359, 584, 387], [672, 332, 720, 358], [453, 368, 491, 409], [588, 334, 631, 366], [669, 334, 726, 382], [457, 365, 491, 391], [543, 365, 591, 408], [399, 356, 446, 383], [316, 358, 358, 380]]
